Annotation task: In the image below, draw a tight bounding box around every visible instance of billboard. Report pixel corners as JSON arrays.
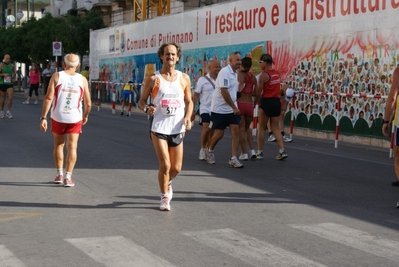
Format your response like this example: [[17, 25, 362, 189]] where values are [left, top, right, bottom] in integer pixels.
[[90, 0, 399, 136]]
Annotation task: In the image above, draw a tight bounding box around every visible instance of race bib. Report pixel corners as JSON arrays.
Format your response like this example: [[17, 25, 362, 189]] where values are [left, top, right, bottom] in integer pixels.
[[161, 98, 182, 115], [4, 76, 11, 83]]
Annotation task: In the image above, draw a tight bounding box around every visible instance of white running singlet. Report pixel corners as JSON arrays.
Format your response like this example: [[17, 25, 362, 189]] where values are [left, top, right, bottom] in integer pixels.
[[51, 71, 85, 124], [150, 71, 186, 135]]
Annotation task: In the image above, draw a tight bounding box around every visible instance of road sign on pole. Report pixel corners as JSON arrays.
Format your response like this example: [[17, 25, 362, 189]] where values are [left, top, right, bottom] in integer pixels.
[[53, 41, 62, 56]]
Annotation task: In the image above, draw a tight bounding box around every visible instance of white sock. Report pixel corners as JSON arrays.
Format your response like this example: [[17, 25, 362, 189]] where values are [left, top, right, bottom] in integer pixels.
[[279, 148, 285, 153], [65, 172, 72, 179], [56, 169, 63, 176]]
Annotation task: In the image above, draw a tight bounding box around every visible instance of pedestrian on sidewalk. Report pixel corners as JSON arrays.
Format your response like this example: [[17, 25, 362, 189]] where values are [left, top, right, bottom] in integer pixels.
[[23, 64, 41, 105], [40, 54, 92, 187]]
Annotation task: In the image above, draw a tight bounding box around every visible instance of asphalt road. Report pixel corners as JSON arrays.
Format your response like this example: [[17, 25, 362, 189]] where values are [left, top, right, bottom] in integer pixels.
[[0, 96, 398, 267]]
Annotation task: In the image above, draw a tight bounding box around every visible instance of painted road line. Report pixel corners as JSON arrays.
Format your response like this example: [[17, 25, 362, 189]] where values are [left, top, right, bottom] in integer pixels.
[[184, 228, 328, 267], [291, 223, 399, 262], [0, 245, 28, 267], [65, 236, 176, 267]]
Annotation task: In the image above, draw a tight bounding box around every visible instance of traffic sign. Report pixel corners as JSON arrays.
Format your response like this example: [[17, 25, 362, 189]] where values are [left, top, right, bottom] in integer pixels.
[[53, 41, 62, 56]]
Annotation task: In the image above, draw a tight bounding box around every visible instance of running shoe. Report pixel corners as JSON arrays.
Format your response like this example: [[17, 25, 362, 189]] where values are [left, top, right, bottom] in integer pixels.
[[54, 175, 64, 184], [228, 157, 244, 168], [22, 100, 29, 105], [34, 101, 38, 105], [63, 178, 75, 187], [238, 153, 249, 161], [249, 150, 257, 159], [268, 134, 276, 142], [276, 151, 288, 160], [256, 152, 264, 159], [168, 181, 173, 201], [199, 149, 207, 161], [392, 181, 399, 187], [6, 111, 12, 119], [207, 150, 215, 164], [283, 135, 293, 143], [160, 195, 171, 211], [0, 111, 4, 119], [120, 111, 124, 115]]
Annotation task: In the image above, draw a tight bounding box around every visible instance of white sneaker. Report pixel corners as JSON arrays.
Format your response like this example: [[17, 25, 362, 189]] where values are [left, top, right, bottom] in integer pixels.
[[168, 181, 173, 201], [34, 101, 38, 105], [268, 134, 276, 142], [160, 194, 171, 211], [228, 157, 244, 168], [6, 111, 12, 119], [206, 150, 215, 164], [238, 153, 249, 161], [0, 111, 4, 119], [249, 150, 257, 159], [198, 149, 207, 160], [283, 135, 293, 143], [23, 100, 29, 104]]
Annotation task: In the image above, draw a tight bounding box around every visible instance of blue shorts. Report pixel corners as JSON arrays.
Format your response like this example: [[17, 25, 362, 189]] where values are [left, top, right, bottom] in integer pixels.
[[121, 90, 130, 100], [199, 113, 211, 126], [210, 112, 241, 130]]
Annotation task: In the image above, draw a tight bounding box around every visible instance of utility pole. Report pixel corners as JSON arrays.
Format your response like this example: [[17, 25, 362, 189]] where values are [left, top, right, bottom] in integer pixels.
[[1, 0, 6, 27]]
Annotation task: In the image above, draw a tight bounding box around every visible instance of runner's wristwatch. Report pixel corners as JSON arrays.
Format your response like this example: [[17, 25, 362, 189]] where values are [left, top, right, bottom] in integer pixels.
[[40, 117, 47, 121], [143, 106, 149, 114]]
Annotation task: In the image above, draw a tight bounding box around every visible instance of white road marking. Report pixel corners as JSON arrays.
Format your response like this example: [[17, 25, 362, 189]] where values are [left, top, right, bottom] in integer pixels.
[[65, 236, 176, 267], [0, 244, 28, 267], [184, 228, 328, 267], [291, 222, 399, 262]]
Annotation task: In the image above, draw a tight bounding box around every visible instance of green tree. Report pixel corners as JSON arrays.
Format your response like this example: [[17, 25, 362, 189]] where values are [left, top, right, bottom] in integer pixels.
[[0, 11, 106, 66]]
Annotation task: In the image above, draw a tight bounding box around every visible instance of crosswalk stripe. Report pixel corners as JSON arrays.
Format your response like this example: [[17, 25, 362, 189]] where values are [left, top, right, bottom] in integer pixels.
[[183, 228, 328, 267], [65, 236, 175, 267], [0, 245, 28, 267], [290, 223, 399, 262]]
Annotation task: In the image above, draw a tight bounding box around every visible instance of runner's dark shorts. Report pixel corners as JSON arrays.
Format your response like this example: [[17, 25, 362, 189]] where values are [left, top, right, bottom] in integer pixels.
[[210, 112, 241, 130], [0, 84, 13, 92], [151, 132, 184, 147], [259, 98, 281, 117], [199, 113, 211, 126]]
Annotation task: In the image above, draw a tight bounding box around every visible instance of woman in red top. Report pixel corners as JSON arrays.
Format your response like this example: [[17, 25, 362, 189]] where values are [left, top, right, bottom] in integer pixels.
[[237, 57, 258, 160], [256, 54, 288, 160], [23, 64, 41, 105]]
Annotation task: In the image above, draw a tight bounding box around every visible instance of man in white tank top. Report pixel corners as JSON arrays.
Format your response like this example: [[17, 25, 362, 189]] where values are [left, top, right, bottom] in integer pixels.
[[138, 43, 193, 211], [40, 54, 92, 188]]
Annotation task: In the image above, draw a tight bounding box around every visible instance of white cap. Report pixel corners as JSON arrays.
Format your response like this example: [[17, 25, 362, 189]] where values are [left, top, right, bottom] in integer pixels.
[[286, 88, 295, 98]]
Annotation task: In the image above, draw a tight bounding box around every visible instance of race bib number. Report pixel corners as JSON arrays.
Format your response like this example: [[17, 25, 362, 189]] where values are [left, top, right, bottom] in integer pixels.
[[161, 98, 182, 115], [4, 76, 11, 83]]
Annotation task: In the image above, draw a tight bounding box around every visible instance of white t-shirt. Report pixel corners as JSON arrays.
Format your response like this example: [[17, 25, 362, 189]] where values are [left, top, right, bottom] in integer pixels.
[[194, 74, 215, 115], [51, 71, 85, 123], [211, 64, 238, 114]]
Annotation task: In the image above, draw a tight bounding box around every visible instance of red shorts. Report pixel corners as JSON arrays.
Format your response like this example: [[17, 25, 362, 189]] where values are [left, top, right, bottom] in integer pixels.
[[237, 102, 254, 117], [51, 119, 83, 135]]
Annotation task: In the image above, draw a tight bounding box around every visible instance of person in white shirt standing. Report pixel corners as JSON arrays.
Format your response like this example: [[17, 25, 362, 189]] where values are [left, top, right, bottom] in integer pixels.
[[207, 51, 243, 168], [40, 54, 92, 187], [192, 59, 221, 160]]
